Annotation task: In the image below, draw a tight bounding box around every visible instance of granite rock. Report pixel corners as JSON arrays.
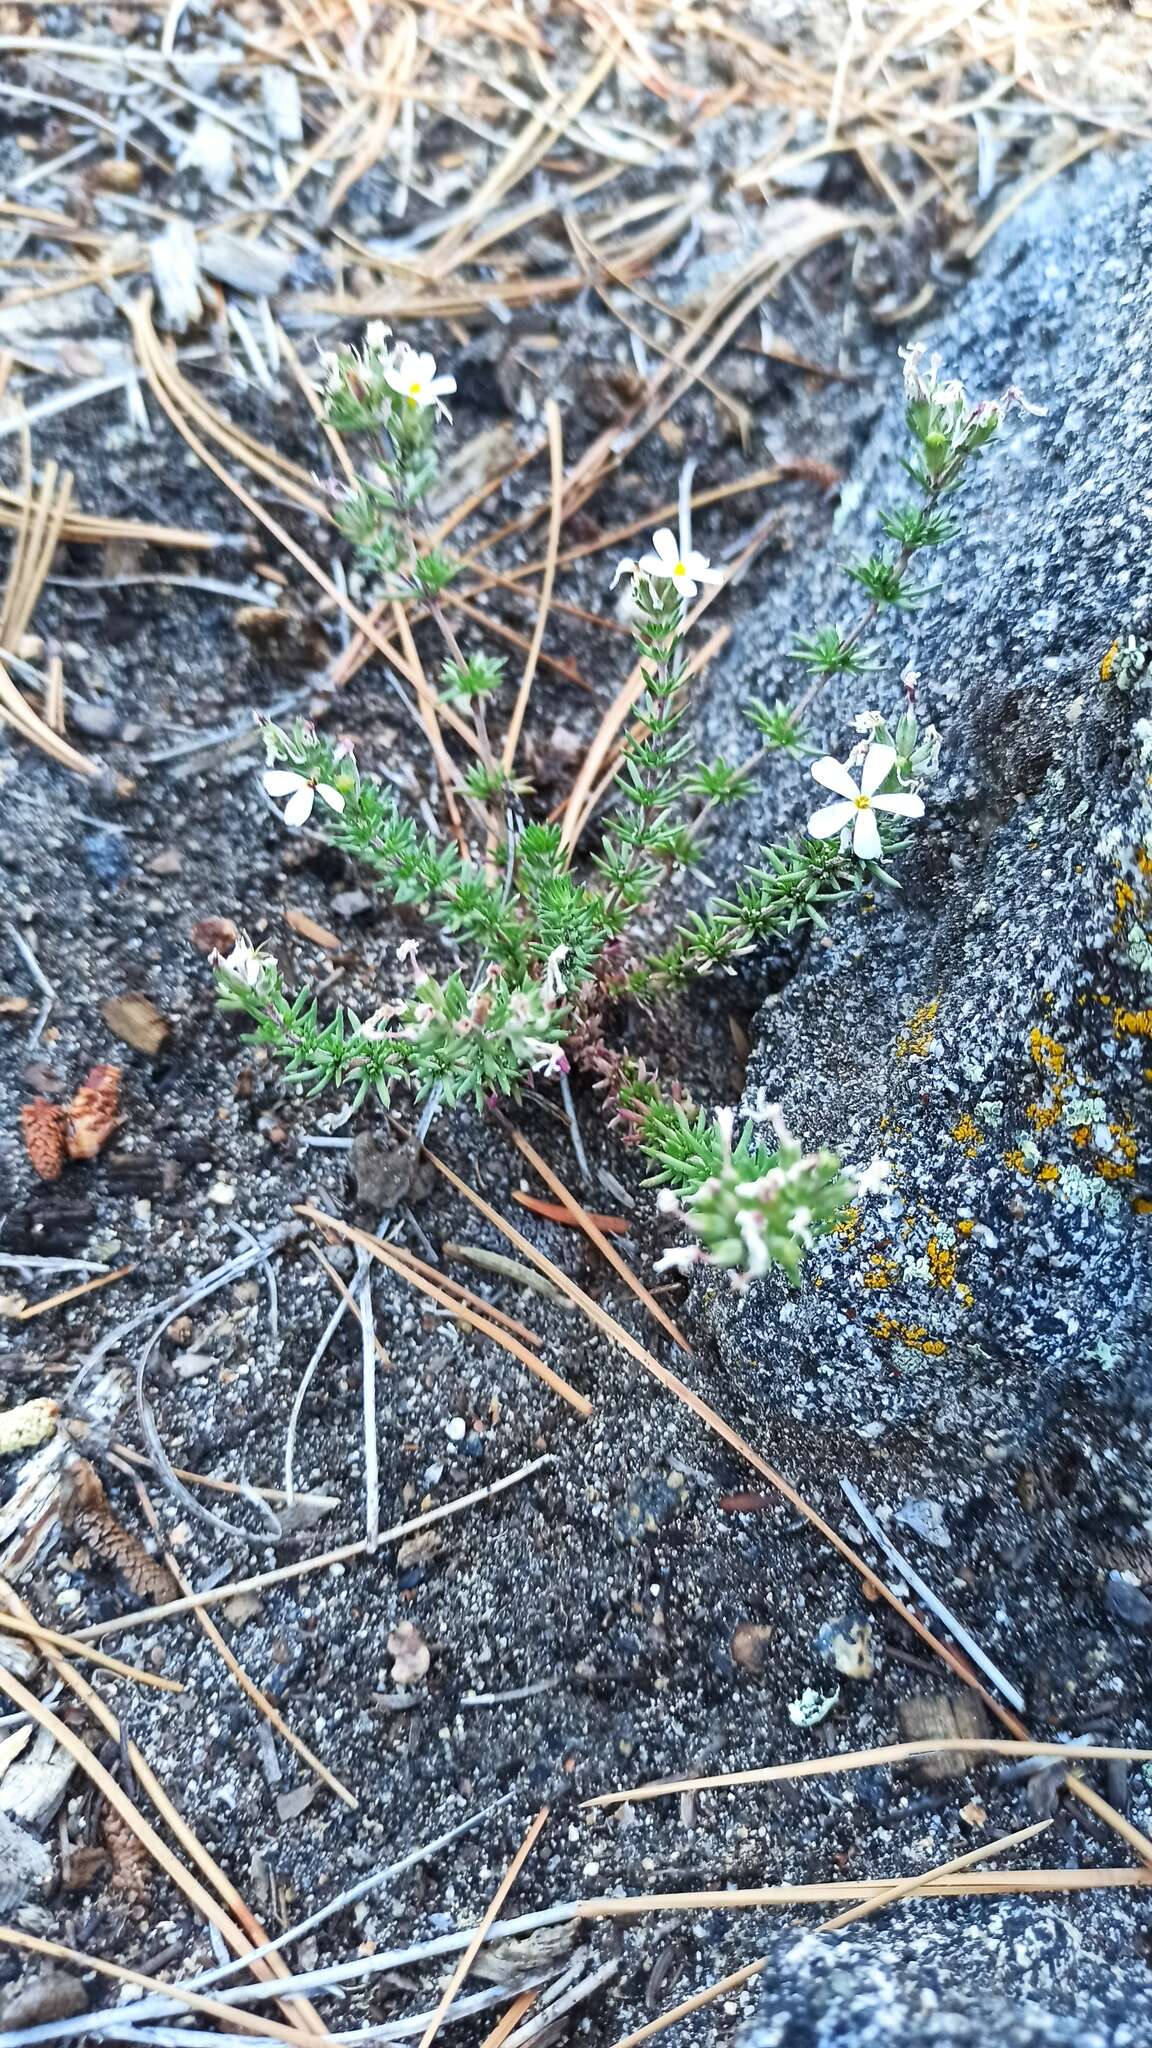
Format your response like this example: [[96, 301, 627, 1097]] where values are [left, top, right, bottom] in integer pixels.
[[700, 154, 1152, 1435], [734, 1906, 1152, 2047]]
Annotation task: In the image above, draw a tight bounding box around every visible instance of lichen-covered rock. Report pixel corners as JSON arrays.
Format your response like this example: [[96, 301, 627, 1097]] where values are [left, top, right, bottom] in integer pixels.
[[703, 154, 1152, 1431], [734, 1907, 1152, 2047]]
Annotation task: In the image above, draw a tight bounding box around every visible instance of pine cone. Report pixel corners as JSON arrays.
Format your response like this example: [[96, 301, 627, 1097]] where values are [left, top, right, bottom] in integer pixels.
[[20, 1099, 67, 1181], [65, 1063, 121, 1161]]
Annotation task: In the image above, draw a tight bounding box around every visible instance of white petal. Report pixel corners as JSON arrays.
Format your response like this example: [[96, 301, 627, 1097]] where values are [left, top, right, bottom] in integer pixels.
[[810, 755, 859, 801], [283, 783, 315, 826], [649, 527, 679, 567], [860, 743, 898, 797], [808, 800, 856, 840], [264, 768, 304, 796], [672, 572, 698, 599], [852, 805, 882, 861], [315, 783, 346, 814], [872, 789, 924, 818], [611, 556, 638, 588], [431, 374, 456, 397]]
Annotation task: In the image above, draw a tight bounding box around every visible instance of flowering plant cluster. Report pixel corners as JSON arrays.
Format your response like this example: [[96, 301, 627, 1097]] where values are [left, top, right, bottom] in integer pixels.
[[213, 334, 1032, 1282]]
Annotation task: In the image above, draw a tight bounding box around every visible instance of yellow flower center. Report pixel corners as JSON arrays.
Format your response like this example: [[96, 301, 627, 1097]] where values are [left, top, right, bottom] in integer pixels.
[[408, 381, 422, 397], [674, 560, 686, 576], [854, 794, 871, 810]]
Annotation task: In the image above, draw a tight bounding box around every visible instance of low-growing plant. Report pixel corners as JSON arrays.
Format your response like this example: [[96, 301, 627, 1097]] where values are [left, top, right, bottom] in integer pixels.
[[215, 331, 1037, 1284]]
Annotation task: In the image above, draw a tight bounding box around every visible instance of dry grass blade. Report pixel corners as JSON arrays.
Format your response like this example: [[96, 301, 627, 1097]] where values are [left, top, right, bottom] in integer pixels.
[[297, 1203, 592, 1417], [964, 126, 1117, 258], [607, 1820, 1052, 2046], [0, 1658, 329, 2039], [578, 1866, 1152, 1915], [417, 1806, 550, 2048], [500, 1120, 689, 1350], [380, 1237, 545, 1349], [582, 1736, 1152, 1807], [129, 297, 481, 758], [501, 401, 562, 772], [128, 1474, 359, 1811], [0, 1608, 182, 1692], [819, 1817, 1052, 1934], [70, 1456, 552, 1641], [0, 444, 97, 775], [18, 1263, 133, 1320], [0, 484, 220, 550], [0, 1924, 326, 2048], [479, 1989, 541, 2047], [410, 1142, 1152, 1871]]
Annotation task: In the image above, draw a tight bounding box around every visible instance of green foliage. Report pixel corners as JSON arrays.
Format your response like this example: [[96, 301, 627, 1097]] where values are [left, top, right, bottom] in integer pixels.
[[792, 627, 879, 678], [211, 340, 1028, 1283], [621, 1083, 855, 1284], [846, 553, 927, 610], [217, 947, 568, 1113], [440, 652, 507, 703], [744, 698, 814, 759], [684, 758, 754, 805]]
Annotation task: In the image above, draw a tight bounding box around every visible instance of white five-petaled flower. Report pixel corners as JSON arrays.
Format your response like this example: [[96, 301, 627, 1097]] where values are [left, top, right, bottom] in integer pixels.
[[263, 767, 346, 827], [807, 743, 923, 863], [612, 526, 723, 601], [385, 344, 456, 416], [215, 934, 266, 987]]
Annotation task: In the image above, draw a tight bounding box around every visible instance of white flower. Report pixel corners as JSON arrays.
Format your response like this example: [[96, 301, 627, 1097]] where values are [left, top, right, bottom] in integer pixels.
[[613, 525, 722, 601], [263, 768, 346, 827], [855, 1156, 893, 1199], [654, 1243, 703, 1274], [540, 943, 570, 1006], [807, 743, 924, 863], [364, 321, 392, 356], [215, 934, 266, 986], [385, 344, 456, 416]]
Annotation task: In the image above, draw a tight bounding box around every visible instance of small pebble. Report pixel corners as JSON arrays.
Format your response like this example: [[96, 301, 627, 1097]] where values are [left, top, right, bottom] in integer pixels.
[[1104, 1574, 1152, 1629]]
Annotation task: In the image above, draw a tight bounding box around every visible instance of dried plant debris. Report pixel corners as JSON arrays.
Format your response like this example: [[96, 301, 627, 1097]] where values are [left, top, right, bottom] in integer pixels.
[[20, 1098, 67, 1182], [64, 1064, 121, 1161], [0, 1399, 60, 1455], [19, 1066, 121, 1179], [60, 1459, 178, 1606], [100, 1801, 152, 1902], [0, 1812, 51, 1913]]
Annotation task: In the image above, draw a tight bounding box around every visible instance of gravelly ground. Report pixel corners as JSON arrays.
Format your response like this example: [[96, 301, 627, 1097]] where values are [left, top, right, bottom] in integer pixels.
[[2, 132, 1151, 2048]]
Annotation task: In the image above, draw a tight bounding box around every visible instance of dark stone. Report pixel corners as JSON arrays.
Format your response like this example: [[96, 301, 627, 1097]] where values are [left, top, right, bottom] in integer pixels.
[[1103, 1573, 1152, 1629], [700, 153, 1152, 1438], [733, 1910, 1152, 2047]]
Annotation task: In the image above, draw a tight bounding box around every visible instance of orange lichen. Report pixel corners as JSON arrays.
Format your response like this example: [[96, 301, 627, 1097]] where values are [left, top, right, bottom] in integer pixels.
[[1004, 1148, 1031, 1174], [873, 1313, 947, 1357], [862, 1253, 899, 1291], [836, 1204, 861, 1246], [1037, 1163, 1061, 1183], [951, 1113, 983, 1156], [956, 1218, 975, 1237], [1095, 1121, 1137, 1180], [926, 1237, 957, 1289], [1115, 1007, 1152, 1038], [896, 998, 939, 1059]]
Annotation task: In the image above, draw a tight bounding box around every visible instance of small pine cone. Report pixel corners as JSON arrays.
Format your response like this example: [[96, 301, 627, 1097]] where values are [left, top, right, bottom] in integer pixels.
[[20, 1099, 67, 1181], [101, 1802, 151, 1901], [65, 1063, 122, 1161]]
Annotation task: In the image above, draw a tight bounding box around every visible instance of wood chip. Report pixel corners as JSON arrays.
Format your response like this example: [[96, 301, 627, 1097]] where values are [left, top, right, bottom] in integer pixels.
[[897, 1693, 993, 1779], [284, 908, 341, 952], [100, 993, 170, 1055]]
